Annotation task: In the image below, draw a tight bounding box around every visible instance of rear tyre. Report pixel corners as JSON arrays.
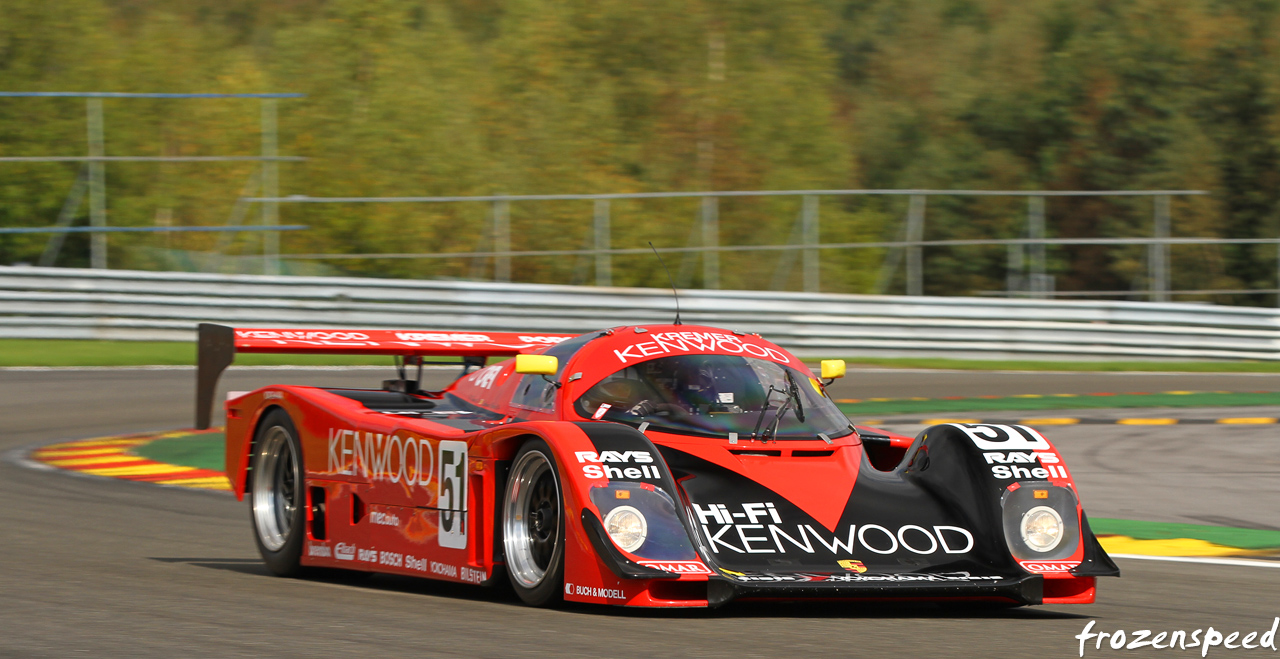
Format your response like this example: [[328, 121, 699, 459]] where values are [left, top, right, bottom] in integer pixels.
[[250, 409, 306, 577], [502, 439, 566, 606]]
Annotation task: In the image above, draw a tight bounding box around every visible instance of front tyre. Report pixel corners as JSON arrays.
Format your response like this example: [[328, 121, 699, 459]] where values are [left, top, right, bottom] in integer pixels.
[[503, 439, 566, 606], [250, 409, 306, 577]]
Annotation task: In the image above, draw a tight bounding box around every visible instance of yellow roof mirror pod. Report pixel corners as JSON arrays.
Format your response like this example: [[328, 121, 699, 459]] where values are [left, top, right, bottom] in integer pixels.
[[820, 360, 846, 383], [515, 354, 558, 375]]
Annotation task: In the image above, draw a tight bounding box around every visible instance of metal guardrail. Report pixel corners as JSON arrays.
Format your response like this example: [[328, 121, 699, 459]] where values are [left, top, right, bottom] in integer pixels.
[[1, 266, 1277, 361], [241, 189, 1213, 301]]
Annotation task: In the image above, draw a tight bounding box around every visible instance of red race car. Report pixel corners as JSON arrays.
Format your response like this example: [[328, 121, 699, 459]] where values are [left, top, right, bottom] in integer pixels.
[[196, 322, 1117, 608]]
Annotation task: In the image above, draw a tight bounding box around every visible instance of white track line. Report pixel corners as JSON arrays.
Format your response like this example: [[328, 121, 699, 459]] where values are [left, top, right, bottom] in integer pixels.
[[1112, 554, 1280, 569]]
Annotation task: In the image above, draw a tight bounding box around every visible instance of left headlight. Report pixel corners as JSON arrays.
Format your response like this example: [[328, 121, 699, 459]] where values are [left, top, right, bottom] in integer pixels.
[[1020, 505, 1065, 553], [603, 505, 647, 553]]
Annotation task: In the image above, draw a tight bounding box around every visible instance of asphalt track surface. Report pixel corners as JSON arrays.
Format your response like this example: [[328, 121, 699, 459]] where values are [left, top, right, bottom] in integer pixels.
[[3, 367, 1280, 658]]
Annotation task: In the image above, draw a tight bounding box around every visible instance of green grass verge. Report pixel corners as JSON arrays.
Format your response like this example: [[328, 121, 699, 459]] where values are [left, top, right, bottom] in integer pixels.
[[0, 339, 408, 367], [1091, 518, 1280, 550], [133, 432, 225, 472], [837, 391, 1280, 415], [6, 338, 1280, 371]]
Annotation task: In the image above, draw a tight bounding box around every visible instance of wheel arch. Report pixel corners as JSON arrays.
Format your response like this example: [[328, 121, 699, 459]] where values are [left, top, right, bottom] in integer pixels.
[[903, 422, 1112, 578], [241, 403, 290, 496], [485, 423, 630, 601]]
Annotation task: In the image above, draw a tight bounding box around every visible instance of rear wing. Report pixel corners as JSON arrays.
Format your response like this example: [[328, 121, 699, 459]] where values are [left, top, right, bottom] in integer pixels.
[[195, 323, 578, 429]]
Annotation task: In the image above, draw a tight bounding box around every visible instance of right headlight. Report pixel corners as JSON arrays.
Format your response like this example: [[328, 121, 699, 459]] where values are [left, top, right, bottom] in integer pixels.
[[1020, 505, 1065, 553], [603, 505, 648, 553]]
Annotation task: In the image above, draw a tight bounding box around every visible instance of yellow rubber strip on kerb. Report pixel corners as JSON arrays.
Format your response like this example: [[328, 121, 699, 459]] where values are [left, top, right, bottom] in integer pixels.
[[154, 477, 230, 490], [1019, 418, 1080, 426], [44, 455, 149, 467], [41, 438, 147, 450], [82, 464, 197, 477], [31, 430, 233, 492], [920, 418, 981, 425], [33, 446, 128, 456], [1216, 418, 1278, 425], [1116, 418, 1179, 425], [32, 450, 128, 462], [1098, 535, 1258, 558]]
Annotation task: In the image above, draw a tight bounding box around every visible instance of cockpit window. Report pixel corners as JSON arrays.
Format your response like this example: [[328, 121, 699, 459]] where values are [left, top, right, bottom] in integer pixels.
[[574, 354, 853, 441], [511, 333, 595, 413]]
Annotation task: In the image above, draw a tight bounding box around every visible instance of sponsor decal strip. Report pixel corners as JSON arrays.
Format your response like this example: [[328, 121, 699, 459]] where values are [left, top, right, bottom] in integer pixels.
[[692, 501, 975, 557], [725, 571, 1006, 584], [29, 429, 230, 491], [612, 331, 792, 365], [312, 541, 488, 582]]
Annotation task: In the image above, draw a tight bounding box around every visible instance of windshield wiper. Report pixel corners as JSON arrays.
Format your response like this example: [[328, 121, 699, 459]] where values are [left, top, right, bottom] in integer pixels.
[[749, 372, 809, 443], [784, 369, 805, 423], [750, 385, 785, 442], [761, 395, 793, 443]]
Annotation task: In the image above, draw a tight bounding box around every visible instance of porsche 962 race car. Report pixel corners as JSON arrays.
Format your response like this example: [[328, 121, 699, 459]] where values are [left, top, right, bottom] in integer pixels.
[[196, 322, 1117, 608]]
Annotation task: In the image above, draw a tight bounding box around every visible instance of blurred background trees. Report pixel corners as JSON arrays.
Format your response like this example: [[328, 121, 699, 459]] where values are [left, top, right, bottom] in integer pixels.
[[0, 0, 1277, 302]]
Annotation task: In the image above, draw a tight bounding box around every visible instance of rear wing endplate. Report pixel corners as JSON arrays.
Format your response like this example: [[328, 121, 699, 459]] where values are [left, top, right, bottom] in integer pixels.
[[194, 323, 578, 429]]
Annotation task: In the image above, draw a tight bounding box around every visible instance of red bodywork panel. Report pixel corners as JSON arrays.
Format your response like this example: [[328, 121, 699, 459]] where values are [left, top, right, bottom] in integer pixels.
[[221, 324, 1100, 607]]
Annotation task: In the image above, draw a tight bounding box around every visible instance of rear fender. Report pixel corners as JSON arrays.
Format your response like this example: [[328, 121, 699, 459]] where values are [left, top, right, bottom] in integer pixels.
[[223, 387, 368, 500], [223, 392, 275, 500]]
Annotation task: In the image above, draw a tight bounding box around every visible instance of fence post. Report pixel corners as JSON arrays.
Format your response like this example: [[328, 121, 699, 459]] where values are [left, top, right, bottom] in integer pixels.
[[261, 99, 280, 275], [493, 199, 510, 282], [1027, 196, 1047, 298], [1007, 243, 1024, 297], [802, 195, 820, 292], [38, 169, 88, 267], [594, 199, 611, 286], [701, 196, 719, 289], [905, 194, 926, 295], [1150, 195, 1170, 302], [87, 99, 107, 269]]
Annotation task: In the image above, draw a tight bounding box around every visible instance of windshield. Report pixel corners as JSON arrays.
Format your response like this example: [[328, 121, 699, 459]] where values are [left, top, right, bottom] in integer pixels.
[[574, 355, 853, 441]]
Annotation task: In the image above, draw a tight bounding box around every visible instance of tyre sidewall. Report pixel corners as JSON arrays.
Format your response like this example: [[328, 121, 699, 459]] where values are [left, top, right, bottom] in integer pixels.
[[505, 438, 566, 607], [250, 408, 307, 577]]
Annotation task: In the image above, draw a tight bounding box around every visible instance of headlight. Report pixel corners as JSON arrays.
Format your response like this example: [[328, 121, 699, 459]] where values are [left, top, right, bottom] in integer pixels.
[[603, 505, 647, 553], [1020, 506, 1064, 553]]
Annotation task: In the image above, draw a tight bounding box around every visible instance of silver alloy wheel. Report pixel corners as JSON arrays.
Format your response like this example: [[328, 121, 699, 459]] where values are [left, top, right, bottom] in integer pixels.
[[252, 425, 301, 552], [503, 449, 560, 589]]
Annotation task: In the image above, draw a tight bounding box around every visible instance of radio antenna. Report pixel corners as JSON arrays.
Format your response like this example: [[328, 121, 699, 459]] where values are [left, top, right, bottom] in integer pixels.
[[649, 241, 682, 325]]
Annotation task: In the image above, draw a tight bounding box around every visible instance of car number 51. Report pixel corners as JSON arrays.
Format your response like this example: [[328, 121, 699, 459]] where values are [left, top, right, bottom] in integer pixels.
[[438, 440, 468, 549]]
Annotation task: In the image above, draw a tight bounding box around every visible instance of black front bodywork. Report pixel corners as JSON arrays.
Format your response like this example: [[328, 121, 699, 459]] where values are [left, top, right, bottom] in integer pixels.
[[572, 421, 1116, 606]]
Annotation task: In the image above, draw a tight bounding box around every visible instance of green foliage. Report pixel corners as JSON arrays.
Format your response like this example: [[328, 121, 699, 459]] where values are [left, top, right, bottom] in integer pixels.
[[829, 0, 1280, 301], [0, 0, 1277, 301]]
